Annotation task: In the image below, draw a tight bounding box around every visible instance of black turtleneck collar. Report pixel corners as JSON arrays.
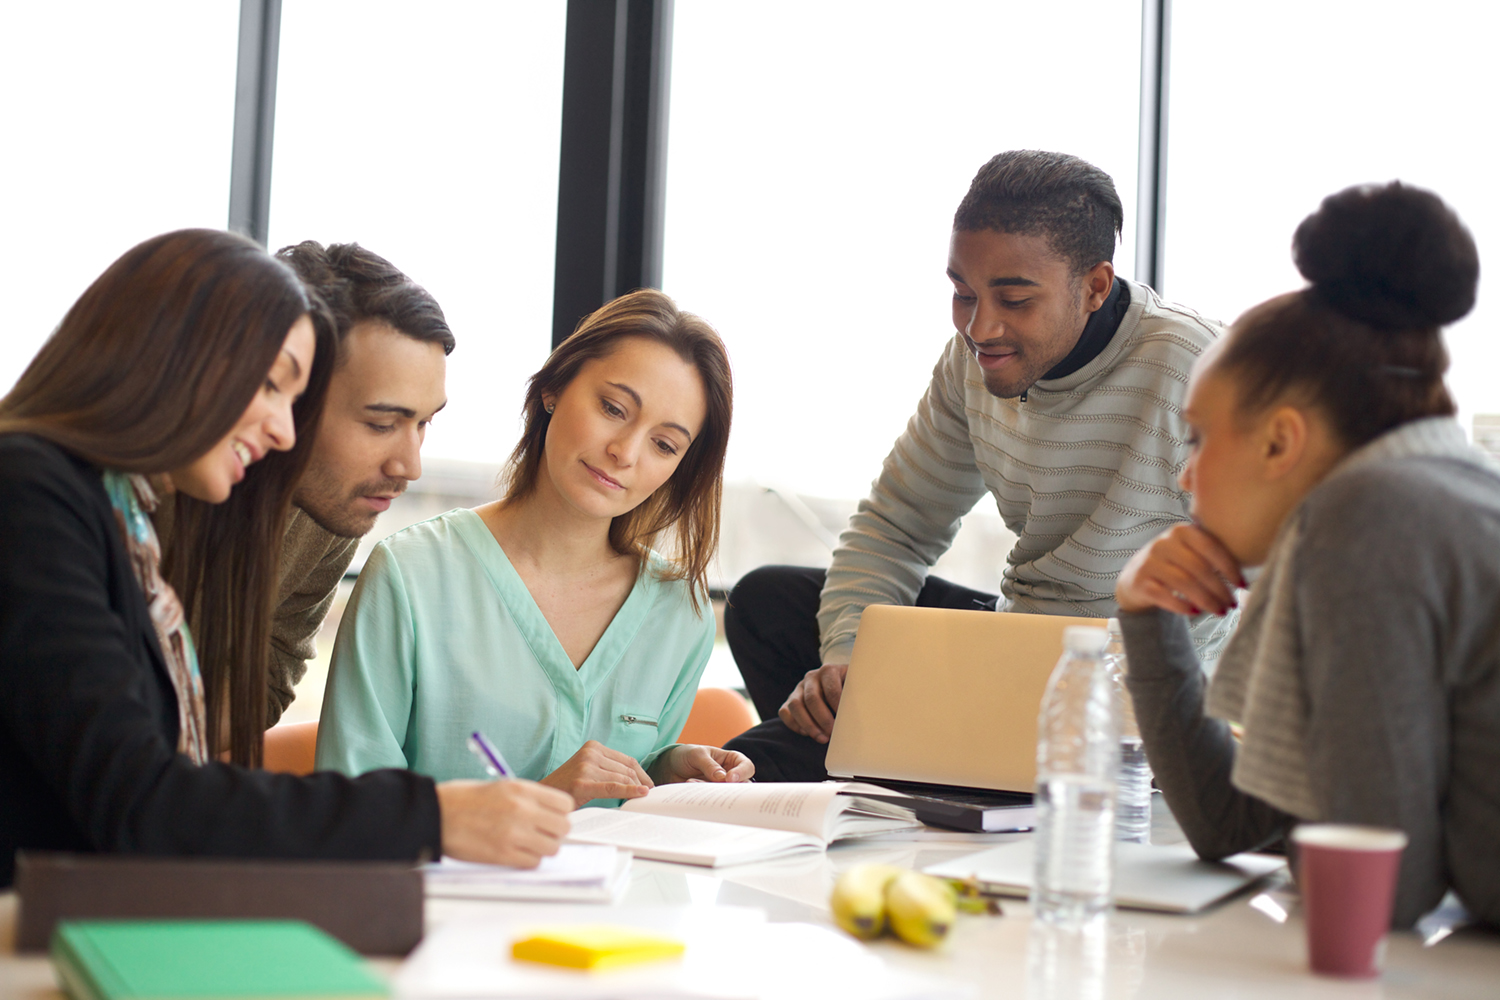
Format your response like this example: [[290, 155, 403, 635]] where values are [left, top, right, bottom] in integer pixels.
[[1040, 276, 1131, 382]]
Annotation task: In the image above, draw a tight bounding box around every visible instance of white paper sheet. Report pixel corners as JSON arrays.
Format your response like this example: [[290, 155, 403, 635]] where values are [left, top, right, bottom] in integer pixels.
[[425, 845, 632, 902], [567, 808, 823, 867]]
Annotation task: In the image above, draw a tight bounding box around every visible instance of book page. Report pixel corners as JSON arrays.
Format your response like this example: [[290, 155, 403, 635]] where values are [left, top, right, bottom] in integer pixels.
[[619, 782, 846, 840]]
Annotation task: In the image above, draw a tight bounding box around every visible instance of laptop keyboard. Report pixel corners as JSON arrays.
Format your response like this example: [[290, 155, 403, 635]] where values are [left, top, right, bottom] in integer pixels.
[[862, 778, 1033, 808]]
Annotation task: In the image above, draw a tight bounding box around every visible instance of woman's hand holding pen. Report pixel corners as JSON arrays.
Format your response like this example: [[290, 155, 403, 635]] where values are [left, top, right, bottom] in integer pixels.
[[435, 779, 573, 869], [542, 740, 654, 807], [650, 744, 755, 785], [1116, 522, 1245, 617]]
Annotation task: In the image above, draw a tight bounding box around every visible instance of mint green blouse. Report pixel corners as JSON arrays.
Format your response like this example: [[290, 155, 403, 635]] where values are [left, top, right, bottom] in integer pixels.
[[314, 508, 715, 789]]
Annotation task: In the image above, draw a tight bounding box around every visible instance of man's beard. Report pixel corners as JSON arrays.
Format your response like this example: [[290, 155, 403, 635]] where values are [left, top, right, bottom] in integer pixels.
[[294, 470, 406, 539], [978, 352, 1056, 399]]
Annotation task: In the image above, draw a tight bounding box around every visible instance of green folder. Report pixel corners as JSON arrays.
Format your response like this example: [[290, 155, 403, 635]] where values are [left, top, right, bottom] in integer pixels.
[[51, 920, 387, 1000]]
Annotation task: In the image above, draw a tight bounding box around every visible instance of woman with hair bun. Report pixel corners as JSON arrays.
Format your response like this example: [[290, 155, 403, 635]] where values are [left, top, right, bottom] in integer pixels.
[[1114, 182, 1500, 928]]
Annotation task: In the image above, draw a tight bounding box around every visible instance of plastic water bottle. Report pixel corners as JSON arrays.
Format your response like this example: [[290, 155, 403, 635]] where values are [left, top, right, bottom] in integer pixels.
[[1106, 618, 1153, 844], [1032, 625, 1120, 926]]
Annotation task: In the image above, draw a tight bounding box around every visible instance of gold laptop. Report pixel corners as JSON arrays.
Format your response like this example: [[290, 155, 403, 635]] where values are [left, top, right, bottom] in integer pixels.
[[824, 605, 1104, 794]]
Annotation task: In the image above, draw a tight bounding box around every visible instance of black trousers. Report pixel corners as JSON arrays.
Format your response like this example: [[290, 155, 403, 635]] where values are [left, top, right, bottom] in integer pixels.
[[722, 565, 998, 782]]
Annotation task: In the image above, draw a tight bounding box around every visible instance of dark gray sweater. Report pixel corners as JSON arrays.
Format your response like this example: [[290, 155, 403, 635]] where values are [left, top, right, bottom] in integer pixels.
[[1121, 452, 1500, 929]]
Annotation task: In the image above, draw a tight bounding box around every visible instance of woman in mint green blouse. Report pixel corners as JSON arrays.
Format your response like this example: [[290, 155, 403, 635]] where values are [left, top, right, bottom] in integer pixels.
[[316, 289, 750, 804]]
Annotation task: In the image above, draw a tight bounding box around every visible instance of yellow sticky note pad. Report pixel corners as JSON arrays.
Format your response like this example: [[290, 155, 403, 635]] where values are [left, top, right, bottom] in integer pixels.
[[511, 925, 686, 971]]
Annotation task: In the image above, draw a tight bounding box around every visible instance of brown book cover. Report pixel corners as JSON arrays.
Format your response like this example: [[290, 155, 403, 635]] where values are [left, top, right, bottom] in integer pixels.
[[15, 852, 423, 955]]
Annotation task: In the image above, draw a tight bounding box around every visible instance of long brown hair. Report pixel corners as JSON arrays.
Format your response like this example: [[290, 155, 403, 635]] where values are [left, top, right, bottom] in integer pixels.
[[499, 289, 732, 611], [0, 228, 336, 766]]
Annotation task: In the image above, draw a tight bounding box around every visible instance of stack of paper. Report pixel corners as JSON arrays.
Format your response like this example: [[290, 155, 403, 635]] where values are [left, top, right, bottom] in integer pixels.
[[424, 845, 631, 903]]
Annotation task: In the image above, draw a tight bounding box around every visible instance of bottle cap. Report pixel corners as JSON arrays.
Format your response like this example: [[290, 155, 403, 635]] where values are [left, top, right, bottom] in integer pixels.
[[1106, 617, 1122, 636], [1063, 626, 1109, 654]]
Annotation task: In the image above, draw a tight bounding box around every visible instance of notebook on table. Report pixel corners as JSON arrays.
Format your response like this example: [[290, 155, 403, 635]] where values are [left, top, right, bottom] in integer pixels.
[[923, 841, 1287, 913], [50, 919, 385, 1000], [16, 852, 422, 955], [824, 605, 1102, 830]]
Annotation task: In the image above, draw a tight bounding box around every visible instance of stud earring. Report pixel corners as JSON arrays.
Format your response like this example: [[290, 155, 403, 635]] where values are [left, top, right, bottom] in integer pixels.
[[544, 402, 554, 414]]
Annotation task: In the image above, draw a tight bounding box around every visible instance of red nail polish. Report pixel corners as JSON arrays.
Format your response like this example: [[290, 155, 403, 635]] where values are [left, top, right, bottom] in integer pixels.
[[1190, 606, 1201, 615]]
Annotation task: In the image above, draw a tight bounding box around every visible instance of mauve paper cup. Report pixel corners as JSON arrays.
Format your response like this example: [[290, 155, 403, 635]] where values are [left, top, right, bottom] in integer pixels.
[[1292, 824, 1409, 978]]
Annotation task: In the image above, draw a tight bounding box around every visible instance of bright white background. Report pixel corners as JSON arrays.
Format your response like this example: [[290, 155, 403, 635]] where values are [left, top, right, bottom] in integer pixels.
[[662, 0, 1143, 501], [10, 2, 1500, 708], [0, 2, 239, 397], [1166, 0, 1500, 435], [7, 2, 1499, 491], [269, 1, 565, 467]]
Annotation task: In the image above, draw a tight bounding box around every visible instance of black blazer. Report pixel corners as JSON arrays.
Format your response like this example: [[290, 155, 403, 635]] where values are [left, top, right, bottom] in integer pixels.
[[0, 435, 441, 887]]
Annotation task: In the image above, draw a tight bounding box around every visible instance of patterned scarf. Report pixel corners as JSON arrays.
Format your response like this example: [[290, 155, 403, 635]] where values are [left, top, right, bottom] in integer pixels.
[[102, 471, 209, 765]]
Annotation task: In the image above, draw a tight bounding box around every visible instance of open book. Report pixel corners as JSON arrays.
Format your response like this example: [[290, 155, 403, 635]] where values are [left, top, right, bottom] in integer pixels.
[[566, 782, 920, 867]]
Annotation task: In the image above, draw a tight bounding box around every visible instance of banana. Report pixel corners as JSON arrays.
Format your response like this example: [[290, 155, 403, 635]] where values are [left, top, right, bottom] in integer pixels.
[[949, 877, 1003, 915], [830, 864, 905, 939], [884, 871, 958, 948]]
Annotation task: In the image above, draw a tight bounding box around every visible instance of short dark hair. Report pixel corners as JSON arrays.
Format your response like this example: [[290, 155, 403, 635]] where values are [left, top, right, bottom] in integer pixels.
[[276, 241, 455, 359], [953, 150, 1123, 276], [1218, 181, 1477, 450]]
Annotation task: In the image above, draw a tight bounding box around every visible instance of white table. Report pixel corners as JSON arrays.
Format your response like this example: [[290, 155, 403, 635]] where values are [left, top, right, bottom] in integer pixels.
[[4, 805, 1497, 999]]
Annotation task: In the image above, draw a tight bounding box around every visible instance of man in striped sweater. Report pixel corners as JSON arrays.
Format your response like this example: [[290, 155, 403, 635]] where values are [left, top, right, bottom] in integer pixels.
[[723, 150, 1237, 782]]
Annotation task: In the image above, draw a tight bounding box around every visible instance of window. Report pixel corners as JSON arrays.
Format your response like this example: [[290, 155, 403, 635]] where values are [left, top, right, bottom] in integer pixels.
[[664, 2, 1146, 591], [1166, 0, 1500, 428], [267, 0, 567, 466], [663, 1, 1146, 502], [0, 1, 239, 394]]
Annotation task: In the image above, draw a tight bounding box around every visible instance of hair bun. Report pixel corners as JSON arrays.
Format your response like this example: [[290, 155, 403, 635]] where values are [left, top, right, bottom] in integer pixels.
[[1293, 181, 1478, 330]]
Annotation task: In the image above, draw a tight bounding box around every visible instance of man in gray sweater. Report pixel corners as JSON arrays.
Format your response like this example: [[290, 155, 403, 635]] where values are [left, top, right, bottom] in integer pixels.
[[265, 242, 454, 724], [723, 150, 1235, 781], [157, 243, 452, 728]]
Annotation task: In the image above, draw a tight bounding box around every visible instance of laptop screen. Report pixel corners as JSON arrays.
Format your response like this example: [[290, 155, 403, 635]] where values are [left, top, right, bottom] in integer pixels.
[[824, 605, 1103, 793]]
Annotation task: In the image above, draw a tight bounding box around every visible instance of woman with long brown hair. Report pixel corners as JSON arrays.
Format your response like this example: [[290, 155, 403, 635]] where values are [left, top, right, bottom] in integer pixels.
[[317, 288, 752, 804], [0, 229, 571, 888]]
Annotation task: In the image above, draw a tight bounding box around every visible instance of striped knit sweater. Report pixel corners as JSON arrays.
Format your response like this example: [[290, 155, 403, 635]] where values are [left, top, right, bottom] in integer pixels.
[[818, 278, 1238, 665]]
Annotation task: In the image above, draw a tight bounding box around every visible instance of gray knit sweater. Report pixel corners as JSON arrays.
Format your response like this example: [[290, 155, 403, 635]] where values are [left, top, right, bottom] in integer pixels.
[[1121, 429, 1500, 928], [819, 279, 1236, 664]]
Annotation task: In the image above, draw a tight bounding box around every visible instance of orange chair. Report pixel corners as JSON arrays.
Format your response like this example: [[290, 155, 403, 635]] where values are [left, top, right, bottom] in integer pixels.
[[260, 693, 753, 774], [677, 688, 756, 748], [262, 720, 320, 775]]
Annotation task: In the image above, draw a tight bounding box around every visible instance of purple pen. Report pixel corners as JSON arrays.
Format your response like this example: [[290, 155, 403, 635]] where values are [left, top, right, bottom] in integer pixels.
[[467, 730, 514, 779]]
